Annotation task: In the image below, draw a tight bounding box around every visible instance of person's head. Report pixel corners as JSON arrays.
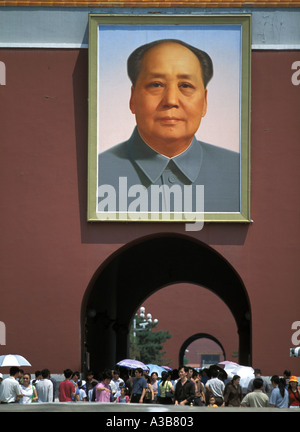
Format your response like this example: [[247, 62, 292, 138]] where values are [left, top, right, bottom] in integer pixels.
[[63, 369, 73, 379], [151, 372, 158, 381], [9, 366, 20, 378], [232, 375, 240, 385], [165, 371, 172, 381], [209, 395, 216, 405], [87, 370, 95, 382], [128, 39, 213, 157], [161, 370, 172, 383], [288, 376, 298, 389], [192, 370, 200, 380], [210, 368, 219, 379], [72, 371, 80, 382], [128, 39, 213, 89], [101, 368, 112, 385], [35, 370, 42, 380], [270, 375, 280, 387], [254, 368, 262, 376], [178, 366, 188, 380], [171, 369, 179, 381], [187, 367, 194, 378], [134, 368, 143, 378], [253, 377, 264, 390], [22, 372, 31, 386], [283, 369, 291, 378], [41, 369, 50, 379], [271, 375, 286, 397], [113, 370, 120, 379], [121, 386, 129, 395]]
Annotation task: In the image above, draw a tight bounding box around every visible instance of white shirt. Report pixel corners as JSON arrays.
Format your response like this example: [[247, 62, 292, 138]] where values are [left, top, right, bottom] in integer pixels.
[[35, 379, 53, 402], [112, 377, 125, 391], [0, 376, 22, 403], [205, 377, 225, 398], [19, 385, 34, 404], [109, 380, 117, 395], [112, 377, 125, 398]]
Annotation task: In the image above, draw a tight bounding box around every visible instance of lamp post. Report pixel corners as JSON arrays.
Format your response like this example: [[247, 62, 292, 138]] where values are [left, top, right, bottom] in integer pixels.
[[133, 307, 158, 337], [132, 307, 158, 359]]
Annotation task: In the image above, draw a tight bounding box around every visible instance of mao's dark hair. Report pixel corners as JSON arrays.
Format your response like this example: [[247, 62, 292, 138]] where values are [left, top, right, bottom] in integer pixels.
[[127, 39, 213, 88]]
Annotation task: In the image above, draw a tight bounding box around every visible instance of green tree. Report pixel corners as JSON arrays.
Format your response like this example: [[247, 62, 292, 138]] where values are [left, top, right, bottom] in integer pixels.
[[130, 315, 172, 365]]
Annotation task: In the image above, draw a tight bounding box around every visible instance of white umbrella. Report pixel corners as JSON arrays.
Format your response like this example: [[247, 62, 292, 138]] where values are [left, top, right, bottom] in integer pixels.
[[218, 361, 239, 371], [218, 361, 240, 378], [228, 365, 255, 394], [0, 354, 31, 367], [233, 365, 254, 378], [219, 362, 254, 382], [218, 361, 239, 367]]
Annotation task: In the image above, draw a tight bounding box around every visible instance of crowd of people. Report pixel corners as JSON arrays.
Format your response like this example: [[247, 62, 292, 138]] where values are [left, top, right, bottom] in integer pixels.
[[0, 364, 299, 409]]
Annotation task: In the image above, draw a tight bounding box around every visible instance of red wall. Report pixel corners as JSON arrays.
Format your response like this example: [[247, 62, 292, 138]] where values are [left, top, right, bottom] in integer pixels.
[[143, 283, 238, 368], [0, 49, 299, 376]]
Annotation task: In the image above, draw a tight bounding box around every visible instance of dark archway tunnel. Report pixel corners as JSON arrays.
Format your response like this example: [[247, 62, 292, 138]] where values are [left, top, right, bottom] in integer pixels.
[[82, 233, 251, 374]]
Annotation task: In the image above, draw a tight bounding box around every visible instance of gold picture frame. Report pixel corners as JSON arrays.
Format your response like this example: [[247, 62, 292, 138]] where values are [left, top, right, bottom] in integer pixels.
[[88, 14, 251, 223]]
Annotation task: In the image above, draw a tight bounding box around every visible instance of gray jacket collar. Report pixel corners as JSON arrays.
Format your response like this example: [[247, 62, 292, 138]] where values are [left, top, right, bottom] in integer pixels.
[[128, 127, 203, 184]]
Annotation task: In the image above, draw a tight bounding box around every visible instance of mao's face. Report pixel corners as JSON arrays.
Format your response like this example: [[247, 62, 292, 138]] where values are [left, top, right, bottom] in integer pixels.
[[129, 42, 207, 156]]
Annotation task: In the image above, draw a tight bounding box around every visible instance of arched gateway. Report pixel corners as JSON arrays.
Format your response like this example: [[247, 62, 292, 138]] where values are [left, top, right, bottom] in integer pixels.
[[81, 233, 251, 374], [179, 333, 226, 367]]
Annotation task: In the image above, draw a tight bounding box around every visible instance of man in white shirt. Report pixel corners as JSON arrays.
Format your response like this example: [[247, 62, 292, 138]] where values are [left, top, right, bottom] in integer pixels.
[[205, 369, 225, 406], [112, 370, 125, 399], [0, 366, 23, 403], [35, 368, 53, 402]]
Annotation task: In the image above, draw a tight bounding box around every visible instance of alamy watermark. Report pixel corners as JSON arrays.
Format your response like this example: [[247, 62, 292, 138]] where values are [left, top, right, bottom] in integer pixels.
[[0, 321, 6, 345], [0, 61, 6, 86], [291, 321, 300, 346], [291, 61, 300, 86], [97, 177, 204, 231]]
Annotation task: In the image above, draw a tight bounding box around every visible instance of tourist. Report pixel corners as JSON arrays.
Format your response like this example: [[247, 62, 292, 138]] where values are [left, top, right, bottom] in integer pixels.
[[174, 366, 195, 406], [205, 368, 225, 407], [19, 373, 38, 404], [58, 369, 76, 402], [150, 372, 159, 402], [116, 386, 130, 403], [269, 375, 289, 408], [95, 369, 113, 403], [158, 371, 174, 405], [247, 368, 271, 394], [192, 370, 205, 406], [287, 376, 300, 408], [223, 375, 243, 407], [240, 378, 269, 408], [130, 368, 147, 403], [35, 369, 53, 402], [0, 367, 23, 404]]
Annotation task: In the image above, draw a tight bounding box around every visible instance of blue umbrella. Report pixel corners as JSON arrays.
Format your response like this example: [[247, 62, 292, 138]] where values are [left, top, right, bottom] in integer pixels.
[[146, 364, 168, 377], [116, 359, 149, 371]]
